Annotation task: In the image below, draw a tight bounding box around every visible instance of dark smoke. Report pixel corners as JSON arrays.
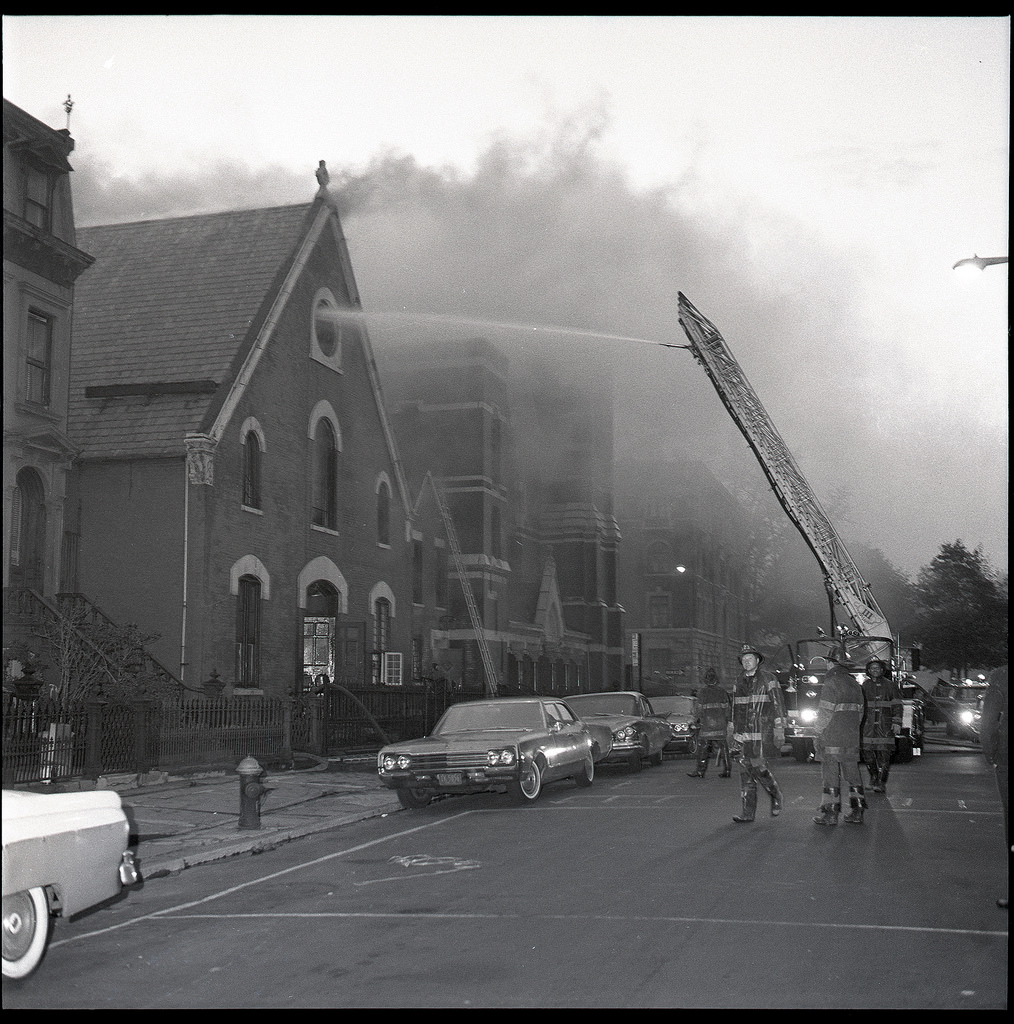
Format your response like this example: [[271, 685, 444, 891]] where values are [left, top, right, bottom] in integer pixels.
[[68, 115, 954, 587]]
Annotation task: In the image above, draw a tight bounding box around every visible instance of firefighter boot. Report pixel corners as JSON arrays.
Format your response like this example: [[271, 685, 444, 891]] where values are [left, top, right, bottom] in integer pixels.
[[813, 788, 840, 826], [687, 749, 708, 778], [877, 763, 890, 794], [757, 768, 783, 816], [733, 782, 758, 823], [843, 786, 867, 824]]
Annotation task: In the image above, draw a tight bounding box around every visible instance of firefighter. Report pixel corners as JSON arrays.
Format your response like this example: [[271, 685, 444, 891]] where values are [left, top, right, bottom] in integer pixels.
[[687, 666, 732, 778], [860, 658, 902, 793], [730, 644, 785, 823], [813, 646, 867, 825]]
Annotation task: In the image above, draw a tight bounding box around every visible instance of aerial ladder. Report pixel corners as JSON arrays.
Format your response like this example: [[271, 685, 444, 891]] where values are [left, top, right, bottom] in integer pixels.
[[432, 481, 500, 696], [671, 292, 891, 658]]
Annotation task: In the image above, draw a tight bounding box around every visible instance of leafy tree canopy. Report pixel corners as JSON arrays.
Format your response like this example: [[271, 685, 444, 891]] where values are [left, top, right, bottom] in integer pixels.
[[911, 540, 1007, 673]]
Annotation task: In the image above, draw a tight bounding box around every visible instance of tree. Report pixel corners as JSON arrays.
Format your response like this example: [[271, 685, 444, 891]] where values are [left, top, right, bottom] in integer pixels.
[[31, 609, 175, 701], [911, 540, 1007, 673]]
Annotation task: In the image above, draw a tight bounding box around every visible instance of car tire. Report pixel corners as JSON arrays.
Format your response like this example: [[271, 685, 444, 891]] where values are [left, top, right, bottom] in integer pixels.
[[687, 734, 699, 757], [791, 739, 810, 763], [627, 750, 643, 773], [396, 787, 432, 809], [574, 753, 594, 787], [508, 757, 543, 803], [2, 886, 51, 981]]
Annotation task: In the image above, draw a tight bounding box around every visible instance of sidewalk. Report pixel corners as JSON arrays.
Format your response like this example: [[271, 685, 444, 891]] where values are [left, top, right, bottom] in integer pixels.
[[16, 756, 405, 880]]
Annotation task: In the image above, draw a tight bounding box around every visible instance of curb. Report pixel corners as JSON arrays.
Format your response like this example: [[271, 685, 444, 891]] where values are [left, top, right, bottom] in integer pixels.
[[137, 797, 405, 878]]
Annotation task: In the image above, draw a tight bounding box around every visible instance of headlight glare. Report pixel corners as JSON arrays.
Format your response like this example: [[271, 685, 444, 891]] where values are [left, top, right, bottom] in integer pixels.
[[801, 708, 817, 724], [396, 754, 412, 770], [382, 755, 397, 771]]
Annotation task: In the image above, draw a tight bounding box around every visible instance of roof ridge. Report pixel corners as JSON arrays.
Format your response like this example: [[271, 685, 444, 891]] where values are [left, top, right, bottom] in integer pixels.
[[78, 202, 313, 233]]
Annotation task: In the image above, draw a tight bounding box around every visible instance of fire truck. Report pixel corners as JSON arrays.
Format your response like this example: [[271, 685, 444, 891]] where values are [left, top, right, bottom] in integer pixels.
[[671, 294, 924, 761], [778, 635, 925, 763]]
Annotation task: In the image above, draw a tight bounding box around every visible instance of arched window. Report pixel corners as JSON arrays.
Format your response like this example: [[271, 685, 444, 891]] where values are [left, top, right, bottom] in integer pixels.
[[242, 430, 262, 509], [372, 596, 400, 684], [312, 418, 338, 529], [235, 574, 261, 686], [376, 479, 391, 546], [374, 597, 391, 653], [9, 467, 46, 591]]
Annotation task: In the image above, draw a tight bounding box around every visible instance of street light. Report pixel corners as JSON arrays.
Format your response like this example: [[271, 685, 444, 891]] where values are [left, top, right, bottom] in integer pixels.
[[952, 254, 1008, 272]]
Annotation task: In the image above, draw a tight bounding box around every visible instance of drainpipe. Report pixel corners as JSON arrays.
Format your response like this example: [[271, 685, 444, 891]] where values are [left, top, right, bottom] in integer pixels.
[[180, 461, 189, 683]]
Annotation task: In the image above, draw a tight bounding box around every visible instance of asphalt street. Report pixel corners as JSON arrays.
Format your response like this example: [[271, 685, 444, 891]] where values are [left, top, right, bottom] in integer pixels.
[[3, 740, 1007, 1009]]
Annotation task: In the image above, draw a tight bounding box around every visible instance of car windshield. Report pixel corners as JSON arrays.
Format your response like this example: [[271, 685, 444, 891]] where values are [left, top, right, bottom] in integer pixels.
[[567, 694, 639, 716], [433, 702, 545, 734], [651, 696, 695, 716], [794, 637, 894, 674], [946, 685, 989, 705]]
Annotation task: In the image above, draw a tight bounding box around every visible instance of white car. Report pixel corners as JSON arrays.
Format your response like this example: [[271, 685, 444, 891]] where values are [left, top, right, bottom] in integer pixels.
[[2, 789, 140, 980]]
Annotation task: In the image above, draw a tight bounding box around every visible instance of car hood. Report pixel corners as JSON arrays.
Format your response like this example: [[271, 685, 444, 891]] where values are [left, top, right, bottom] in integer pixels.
[[381, 730, 536, 754], [572, 712, 645, 731]]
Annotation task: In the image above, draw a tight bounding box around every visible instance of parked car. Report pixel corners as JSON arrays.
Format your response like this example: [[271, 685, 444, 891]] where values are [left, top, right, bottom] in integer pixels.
[[649, 694, 700, 758], [2, 789, 140, 980], [377, 697, 601, 808], [565, 691, 671, 772]]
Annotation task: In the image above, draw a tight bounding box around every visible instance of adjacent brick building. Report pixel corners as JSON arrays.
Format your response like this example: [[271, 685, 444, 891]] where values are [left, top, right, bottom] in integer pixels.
[[3, 99, 94, 602], [615, 457, 752, 692], [384, 337, 625, 694]]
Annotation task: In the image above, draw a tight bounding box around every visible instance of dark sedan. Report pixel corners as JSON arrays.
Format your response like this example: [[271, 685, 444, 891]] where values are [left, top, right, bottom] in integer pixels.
[[649, 694, 701, 757], [565, 691, 672, 772], [377, 697, 598, 808]]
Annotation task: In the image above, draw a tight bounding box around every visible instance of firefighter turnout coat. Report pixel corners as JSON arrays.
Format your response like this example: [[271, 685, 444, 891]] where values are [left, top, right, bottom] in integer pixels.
[[732, 666, 785, 758], [861, 674, 902, 759], [699, 682, 733, 740], [815, 663, 866, 760]]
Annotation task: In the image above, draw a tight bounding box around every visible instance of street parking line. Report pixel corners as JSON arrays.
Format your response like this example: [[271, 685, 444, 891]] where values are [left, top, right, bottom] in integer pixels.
[[133, 909, 1008, 939]]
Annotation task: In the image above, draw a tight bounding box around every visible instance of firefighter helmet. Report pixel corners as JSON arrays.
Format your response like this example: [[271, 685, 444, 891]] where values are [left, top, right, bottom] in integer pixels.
[[738, 643, 763, 664]]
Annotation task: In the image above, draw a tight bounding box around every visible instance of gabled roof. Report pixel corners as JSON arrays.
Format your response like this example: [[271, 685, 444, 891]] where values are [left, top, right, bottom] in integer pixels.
[[71, 203, 316, 459]]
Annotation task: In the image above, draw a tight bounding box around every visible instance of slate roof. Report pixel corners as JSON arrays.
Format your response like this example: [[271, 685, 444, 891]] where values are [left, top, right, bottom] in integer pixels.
[[71, 203, 315, 459]]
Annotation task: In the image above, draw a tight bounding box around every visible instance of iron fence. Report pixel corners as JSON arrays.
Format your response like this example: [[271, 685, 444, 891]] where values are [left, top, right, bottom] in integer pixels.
[[2, 684, 480, 786]]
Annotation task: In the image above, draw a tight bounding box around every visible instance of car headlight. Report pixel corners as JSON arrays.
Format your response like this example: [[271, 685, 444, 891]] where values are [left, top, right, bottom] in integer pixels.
[[800, 708, 817, 724], [396, 754, 412, 770], [615, 726, 637, 741], [486, 748, 517, 766], [382, 755, 398, 771], [960, 709, 974, 725]]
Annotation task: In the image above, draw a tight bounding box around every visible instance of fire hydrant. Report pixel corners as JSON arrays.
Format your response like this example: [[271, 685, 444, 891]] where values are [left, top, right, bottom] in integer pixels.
[[237, 755, 268, 830]]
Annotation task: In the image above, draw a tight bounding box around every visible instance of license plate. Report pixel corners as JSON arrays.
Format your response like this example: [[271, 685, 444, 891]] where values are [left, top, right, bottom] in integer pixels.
[[437, 772, 463, 786]]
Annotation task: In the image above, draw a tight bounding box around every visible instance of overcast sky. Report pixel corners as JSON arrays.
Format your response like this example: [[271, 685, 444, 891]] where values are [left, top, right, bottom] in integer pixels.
[[3, 15, 1008, 580]]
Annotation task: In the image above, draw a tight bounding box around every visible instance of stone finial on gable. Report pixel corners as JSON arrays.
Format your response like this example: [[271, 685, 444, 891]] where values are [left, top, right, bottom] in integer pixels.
[[315, 160, 330, 195]]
